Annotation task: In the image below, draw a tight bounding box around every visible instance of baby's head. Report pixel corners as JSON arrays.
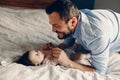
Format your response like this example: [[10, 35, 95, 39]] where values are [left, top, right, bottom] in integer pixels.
[[17, 50, 45, 66]]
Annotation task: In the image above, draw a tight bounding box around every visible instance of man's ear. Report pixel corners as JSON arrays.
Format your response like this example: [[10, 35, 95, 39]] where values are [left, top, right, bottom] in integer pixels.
[[69, 17, 78, 29]]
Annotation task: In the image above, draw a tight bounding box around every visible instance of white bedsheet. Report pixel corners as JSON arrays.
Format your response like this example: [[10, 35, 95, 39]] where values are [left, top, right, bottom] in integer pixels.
[[0, 53, 120, 80], [0, 7, 120, 80]]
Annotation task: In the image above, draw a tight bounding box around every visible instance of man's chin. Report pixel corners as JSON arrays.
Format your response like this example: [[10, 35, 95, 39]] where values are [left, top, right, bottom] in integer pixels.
[[57, 35, 70, 39], [57, 36, 64, 39], [56, 32, 72, 39]]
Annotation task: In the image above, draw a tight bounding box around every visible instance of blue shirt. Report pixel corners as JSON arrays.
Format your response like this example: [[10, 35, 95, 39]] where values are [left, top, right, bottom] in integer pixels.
[[64, 9, 120, 75]]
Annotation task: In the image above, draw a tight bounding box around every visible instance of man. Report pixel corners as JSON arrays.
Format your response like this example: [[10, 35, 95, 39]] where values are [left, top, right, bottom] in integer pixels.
[[43, 0, 120, 75]]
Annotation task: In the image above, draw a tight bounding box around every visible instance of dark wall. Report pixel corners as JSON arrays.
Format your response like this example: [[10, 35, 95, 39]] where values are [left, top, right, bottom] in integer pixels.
[[95, 0, 120, 13], [0, 0, 56, 8], [71, 0, 95, 9]]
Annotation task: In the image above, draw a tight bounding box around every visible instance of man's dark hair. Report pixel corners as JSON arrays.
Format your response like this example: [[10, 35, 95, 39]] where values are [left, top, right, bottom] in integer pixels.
[[16, 51, 34, 66], [46, 0, 80, 23]]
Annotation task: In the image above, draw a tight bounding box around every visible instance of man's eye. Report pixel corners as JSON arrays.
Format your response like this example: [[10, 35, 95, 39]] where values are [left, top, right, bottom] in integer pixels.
[[53, 25, 60, 28], [55, 25, 60, 28]]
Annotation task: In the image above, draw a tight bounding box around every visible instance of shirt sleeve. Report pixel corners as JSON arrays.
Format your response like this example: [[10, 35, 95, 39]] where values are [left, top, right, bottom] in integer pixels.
[[87, 34, 110, 75]]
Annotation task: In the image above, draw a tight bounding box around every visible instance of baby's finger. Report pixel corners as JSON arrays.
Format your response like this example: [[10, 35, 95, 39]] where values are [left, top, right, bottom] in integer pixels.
[[42, 44, 48, 50]]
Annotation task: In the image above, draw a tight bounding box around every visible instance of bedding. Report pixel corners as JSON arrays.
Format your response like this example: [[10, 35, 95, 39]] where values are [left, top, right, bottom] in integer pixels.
[[0, 7, 120, 80]]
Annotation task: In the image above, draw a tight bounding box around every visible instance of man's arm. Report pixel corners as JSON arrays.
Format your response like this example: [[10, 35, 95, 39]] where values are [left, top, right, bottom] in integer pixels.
[[68, 60, 95, 71], [70, 53, 90, 61], [51, 48, 95, 72]]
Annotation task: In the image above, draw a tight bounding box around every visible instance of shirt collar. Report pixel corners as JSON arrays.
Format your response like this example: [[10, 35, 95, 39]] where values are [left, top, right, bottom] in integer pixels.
[[72, 10, 91, 38], [72, 12, 81, 38]]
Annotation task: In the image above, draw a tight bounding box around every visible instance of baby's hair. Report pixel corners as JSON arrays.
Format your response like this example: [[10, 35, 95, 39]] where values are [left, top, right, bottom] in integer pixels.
[[16, 51, 34, 66]]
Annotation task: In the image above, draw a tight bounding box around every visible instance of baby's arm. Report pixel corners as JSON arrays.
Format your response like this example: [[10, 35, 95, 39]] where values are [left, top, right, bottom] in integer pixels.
[[42, 36, 75, 50], [42, 42, 69, 50], [42, 43, 55, 50], [57, 43, 68, 49], [41, 50, 57, 65], [41, 50, 52, 57]]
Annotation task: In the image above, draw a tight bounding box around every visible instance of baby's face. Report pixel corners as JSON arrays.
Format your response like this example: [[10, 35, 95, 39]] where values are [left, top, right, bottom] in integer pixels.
[[28, 50, 45, 66]]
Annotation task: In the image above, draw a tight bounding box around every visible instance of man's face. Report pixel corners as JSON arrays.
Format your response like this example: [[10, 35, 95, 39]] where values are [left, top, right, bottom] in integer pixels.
[[48, 12, 75, 39]]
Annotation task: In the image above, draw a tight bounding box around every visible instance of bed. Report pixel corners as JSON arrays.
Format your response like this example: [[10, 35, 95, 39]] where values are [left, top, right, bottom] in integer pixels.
[[0, 1, 120, 80]]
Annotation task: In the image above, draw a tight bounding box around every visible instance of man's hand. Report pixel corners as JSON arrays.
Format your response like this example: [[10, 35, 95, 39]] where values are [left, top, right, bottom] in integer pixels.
[[42, 43, 55, 50], [51, 48, 71, 67], [51, 48, 95, 72]]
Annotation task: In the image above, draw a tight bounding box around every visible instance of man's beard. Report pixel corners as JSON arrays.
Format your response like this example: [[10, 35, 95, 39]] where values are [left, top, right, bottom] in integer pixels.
[[57, 27, 73, 39], [57, 32, 72, 39]]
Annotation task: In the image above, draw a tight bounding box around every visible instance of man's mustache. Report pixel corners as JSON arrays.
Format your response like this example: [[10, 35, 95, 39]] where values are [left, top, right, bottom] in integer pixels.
[[55, 31, 62, 34]]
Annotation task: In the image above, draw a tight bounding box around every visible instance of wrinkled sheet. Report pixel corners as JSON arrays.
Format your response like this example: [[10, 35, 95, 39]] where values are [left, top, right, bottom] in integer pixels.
[[0, 7, 120, 80]]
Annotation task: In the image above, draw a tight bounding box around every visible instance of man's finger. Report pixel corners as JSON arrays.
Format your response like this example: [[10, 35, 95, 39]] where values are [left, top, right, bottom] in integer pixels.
[[53, 57, 58, 62], [52, 48, 61, 53], [52, 53, 59, 58]]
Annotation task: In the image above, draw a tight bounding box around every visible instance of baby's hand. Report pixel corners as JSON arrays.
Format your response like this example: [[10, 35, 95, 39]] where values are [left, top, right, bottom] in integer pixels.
[[42, 43, 55, 50], [57, 43, 67, 49]]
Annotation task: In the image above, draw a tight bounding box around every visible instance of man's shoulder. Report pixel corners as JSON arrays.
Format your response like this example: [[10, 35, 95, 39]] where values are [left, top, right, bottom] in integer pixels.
[[80, 9, 114, 14]]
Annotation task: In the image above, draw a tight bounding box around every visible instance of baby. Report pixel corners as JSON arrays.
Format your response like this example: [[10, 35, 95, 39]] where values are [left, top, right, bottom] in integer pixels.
[[16, 50, 56, 66], [17, 43, 90, 66]]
